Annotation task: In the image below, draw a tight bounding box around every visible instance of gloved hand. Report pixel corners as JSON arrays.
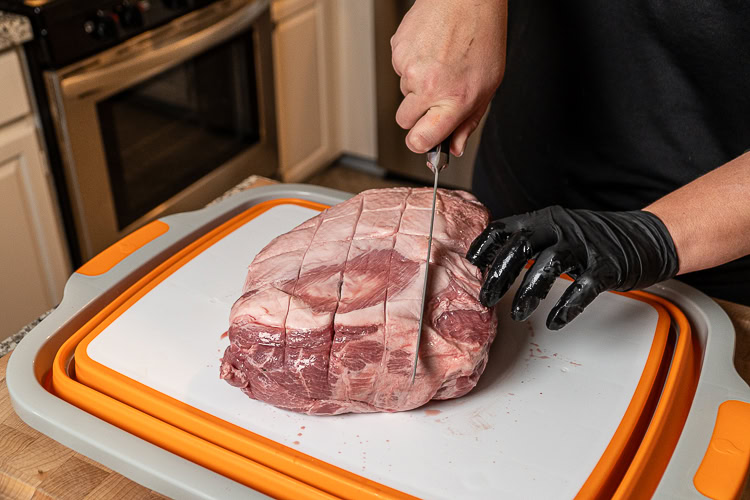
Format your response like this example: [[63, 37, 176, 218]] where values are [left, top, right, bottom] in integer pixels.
[[466, 206, 680, 330]]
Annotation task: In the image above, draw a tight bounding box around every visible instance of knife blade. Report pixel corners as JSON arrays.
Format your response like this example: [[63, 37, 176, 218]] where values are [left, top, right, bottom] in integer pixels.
[[412, 137, 451, 383]]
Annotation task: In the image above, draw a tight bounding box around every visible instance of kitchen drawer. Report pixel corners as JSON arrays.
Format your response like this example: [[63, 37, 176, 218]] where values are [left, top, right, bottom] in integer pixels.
[[0, 49, 31, 127]]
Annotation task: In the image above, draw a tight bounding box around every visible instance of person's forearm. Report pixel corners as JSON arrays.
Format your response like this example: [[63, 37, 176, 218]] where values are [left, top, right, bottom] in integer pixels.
[[644, 151, 750, 274]]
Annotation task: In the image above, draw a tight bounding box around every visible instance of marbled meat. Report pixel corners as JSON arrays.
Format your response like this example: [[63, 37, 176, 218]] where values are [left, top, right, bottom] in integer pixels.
[[220, 188, 497, 415]]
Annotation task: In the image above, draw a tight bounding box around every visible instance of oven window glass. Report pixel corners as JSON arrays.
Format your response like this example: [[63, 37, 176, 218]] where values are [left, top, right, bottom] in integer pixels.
[[97, 29, 260, 230]]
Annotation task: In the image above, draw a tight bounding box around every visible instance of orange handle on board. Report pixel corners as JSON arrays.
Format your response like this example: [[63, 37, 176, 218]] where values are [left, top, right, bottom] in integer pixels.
[[77, 221, 170, 276], [693, 400, 750, 500]]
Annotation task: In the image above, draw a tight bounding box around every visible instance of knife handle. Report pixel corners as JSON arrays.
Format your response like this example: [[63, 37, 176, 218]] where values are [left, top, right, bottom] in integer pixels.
[[434, 136, 451, 157], [427, 135, 452, 172]]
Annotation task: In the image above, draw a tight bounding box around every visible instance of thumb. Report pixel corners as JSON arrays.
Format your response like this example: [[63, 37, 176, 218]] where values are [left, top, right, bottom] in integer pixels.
[[405, 104, 464, 154]]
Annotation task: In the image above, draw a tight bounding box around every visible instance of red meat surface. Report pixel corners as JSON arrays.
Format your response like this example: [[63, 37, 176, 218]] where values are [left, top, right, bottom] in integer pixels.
[[220, 188, 497, 415]]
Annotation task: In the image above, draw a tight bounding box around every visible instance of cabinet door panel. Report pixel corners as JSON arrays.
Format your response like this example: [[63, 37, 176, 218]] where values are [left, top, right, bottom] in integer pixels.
[[0, 49, 31, 127], [0, 118, 70, 341], [273, 1, 332, 180]]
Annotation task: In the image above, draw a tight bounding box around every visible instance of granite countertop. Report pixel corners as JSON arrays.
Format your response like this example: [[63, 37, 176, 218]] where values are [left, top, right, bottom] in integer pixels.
[[0, 175, 274, 358], [0, 11, 32, 51]]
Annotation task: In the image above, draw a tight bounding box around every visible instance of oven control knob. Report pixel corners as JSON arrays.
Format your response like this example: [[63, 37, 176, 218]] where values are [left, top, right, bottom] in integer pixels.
[[85, 13, 118, 40], [117, 3, 144, 29]]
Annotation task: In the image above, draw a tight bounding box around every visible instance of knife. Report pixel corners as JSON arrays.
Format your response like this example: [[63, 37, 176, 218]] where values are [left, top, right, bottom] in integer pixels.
[[412, 137, 451, 383]]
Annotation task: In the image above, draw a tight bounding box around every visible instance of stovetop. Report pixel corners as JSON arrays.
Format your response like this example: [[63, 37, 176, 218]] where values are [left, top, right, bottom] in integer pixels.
[[0, 0, 219, 67]]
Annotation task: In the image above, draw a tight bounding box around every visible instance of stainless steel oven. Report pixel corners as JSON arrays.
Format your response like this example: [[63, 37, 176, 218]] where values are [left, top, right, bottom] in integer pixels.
[[43, 0, 276, 261]]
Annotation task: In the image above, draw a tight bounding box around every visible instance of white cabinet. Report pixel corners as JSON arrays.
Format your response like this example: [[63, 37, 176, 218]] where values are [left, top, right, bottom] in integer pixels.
[[271, 0, 379, 181], [0, 49, 31, 126], [272, 0, 336, 181], [327, 0, 377, 160], [0, 49, 70, 342]]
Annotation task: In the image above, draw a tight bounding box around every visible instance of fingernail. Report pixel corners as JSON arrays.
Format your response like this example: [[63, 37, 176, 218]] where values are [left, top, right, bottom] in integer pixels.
[[510, 307, 524, 322], [511, 301, 524, 321], [512, 297, 538, 322], [547, 318, 565, 331], [407, 135, 426, 153], [455, 137, 468, 157], [547, 305, 583, 330]]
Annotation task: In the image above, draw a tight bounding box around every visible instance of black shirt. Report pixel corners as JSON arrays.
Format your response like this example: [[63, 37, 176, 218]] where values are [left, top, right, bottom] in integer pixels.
[[473, 1, 750, 304]]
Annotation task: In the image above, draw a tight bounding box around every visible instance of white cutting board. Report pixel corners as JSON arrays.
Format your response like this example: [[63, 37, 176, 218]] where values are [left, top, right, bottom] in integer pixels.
[[87, 203, 661, 500]]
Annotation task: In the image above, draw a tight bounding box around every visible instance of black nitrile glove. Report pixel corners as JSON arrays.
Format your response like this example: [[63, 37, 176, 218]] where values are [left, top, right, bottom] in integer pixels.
[[466, 206, 679, 330]]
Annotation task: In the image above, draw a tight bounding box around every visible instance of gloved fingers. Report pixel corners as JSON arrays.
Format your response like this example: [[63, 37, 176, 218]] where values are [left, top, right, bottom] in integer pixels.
[[511, 248, 574, 322], [478, 231, 534, 308], [546, 272, 605, 330], [467, 212, 557, 270], [498, 211, 558, 250], [466, 220, 519, 269]]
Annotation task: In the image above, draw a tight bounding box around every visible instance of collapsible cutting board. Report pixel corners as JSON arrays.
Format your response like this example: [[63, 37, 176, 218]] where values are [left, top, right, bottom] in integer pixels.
[[8, 185, 750, 500], [70, 200, 669, 499]]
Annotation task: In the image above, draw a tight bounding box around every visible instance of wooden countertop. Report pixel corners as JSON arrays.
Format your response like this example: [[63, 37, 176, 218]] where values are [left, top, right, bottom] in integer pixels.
[[0, 176, 749, 498], [0, 355, 168, 499]]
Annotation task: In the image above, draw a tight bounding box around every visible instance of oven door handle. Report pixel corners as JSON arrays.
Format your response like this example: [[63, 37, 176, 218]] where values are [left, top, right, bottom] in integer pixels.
[[60, 0, 269, 98]]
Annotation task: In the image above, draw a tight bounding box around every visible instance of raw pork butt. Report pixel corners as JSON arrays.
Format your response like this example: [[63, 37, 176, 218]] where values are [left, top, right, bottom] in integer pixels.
[[220, 188, 497, 415]]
